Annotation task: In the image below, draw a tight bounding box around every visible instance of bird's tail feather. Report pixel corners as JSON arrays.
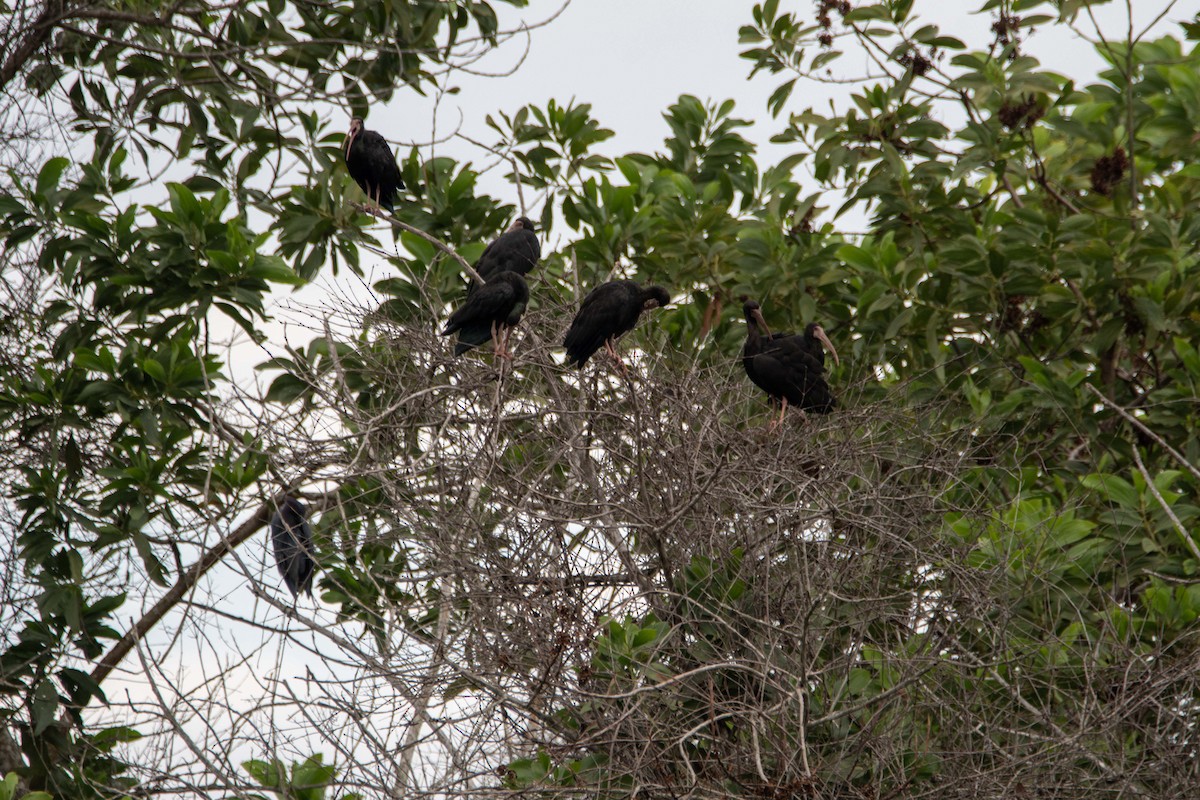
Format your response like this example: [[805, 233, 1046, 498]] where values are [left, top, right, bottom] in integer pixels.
[[453, 322, 494, 356], [564, 331, 605, 367]]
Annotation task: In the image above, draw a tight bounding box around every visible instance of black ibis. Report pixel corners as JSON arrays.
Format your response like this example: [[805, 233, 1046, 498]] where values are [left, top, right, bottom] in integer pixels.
[[343, 117, 404, 213], [270, 496, 316, 598], [564, 280, 671, 369], [469, 217, 540, 292], [442, 270, 529, 358], [742, 299, 839, 428]]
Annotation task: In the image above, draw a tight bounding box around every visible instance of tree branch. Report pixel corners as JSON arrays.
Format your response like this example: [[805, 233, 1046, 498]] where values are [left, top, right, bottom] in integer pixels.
[[0, 0, 69, 94], [1085, 383, 1200, 484], [1132, 445, 1200, 562], [356, 204, 486, 285], [90, 490, 337, 687]]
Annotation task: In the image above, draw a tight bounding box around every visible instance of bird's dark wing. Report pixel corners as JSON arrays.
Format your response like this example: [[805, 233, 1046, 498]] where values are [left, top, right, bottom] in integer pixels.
[[743, 330, 789, 384], [360, 132, 402, 183], [564, 282, 639, 367], [271, 502, 315, 597], [347, 130, 403, 212], [444, 280, 525, 355], [474, 229, 540, 284], [754, 339, 836, 412], [454, 326, 493, 355], [443, 281, 518, 336], [576, 280, 621, 310], [513, 230, 541, 271]]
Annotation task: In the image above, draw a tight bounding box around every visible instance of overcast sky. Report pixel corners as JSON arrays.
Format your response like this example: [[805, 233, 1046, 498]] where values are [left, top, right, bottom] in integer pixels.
[[385, 0, 1190, 199]]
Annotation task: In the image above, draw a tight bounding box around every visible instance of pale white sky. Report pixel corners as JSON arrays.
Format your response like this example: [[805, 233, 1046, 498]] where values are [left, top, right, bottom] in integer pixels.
[[379, 0, 1190, 207]]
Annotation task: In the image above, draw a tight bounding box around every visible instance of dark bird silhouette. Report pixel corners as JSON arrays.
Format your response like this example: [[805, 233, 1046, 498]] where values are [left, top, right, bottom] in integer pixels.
[[469, 217, 540, 292], [742, 299, 839, 429], [343, 117, 404, 213], [442, 270, 529, 357], [564, 280, 671, 369], [270, 496, 316, 598]]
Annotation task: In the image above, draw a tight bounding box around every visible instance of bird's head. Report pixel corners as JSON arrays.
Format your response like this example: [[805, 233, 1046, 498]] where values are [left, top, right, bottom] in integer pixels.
[[643, 285, 671, 311], [742, 299, 771, 337], [281, 494, 306, 513], [344, 117, 364, 158], [805, 322, 840, 366], [511, 216, 536, 233]]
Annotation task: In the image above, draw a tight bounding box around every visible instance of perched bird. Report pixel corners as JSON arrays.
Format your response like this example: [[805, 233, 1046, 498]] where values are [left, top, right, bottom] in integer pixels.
[[442, 270, 529, 358], [469, 217, 540, 291], [343, 117, 404, 213], [270, 496, 316, 598], [564, 280, 671, 369], [742, 299, 839, 429]]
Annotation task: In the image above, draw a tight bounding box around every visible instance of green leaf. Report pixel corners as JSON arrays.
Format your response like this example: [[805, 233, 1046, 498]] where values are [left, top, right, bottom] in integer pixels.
[[92, 725, 143, 751], [142, 359, 166, 384], [250, 255, 303, 285], [767, 78, 796, 117], [845, 5, 890, 23], [244, 759, 284, 789], [837, 244, 876, 270], [0, 772, 18, 800], [631, 626, 659, 648], [293, 754, 336, 800], [266, 373, 312, 404], [1082, 473, 1140, 509], [32, 679, 59, 735], [37, 157, 70, 196]]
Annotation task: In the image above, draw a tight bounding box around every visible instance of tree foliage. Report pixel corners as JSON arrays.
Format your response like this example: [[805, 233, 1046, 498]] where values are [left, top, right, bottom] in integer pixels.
[[2, 0, 1199, 798]]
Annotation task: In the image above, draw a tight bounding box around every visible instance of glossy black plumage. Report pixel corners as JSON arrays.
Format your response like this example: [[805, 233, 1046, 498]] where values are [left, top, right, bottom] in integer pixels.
[[564, 281, 671, 368], [343, 117, 404, 212], [469, 218, 540, 292], [270, 496, 315, 598], [742, 300, 838, 421], [442, 270, 529, 356]]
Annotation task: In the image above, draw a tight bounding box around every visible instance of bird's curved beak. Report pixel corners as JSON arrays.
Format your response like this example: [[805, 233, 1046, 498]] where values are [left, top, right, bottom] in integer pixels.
[[814, 325, 839, 366], [343, 125, 358, 158], [752, 309, 772, 338]]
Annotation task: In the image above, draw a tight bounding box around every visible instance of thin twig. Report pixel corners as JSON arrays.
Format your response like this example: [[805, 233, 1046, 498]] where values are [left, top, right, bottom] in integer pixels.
[[358, 205, 485, 284], [1132, 446, 1200, 562], [1085, 383, 1200, 484]]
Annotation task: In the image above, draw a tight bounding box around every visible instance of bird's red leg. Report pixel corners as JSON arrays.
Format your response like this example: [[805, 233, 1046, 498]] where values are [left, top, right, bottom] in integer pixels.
[[770, 398, 788, 432], [491, 323, 512, 361], [499, 326, 513, 361], [605, 340, 628, 376]]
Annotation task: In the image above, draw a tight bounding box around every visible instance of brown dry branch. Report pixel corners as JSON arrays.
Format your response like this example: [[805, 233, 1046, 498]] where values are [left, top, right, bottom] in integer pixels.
[[112, 289, 1192, 800], [7, 253, 1195, 797]]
